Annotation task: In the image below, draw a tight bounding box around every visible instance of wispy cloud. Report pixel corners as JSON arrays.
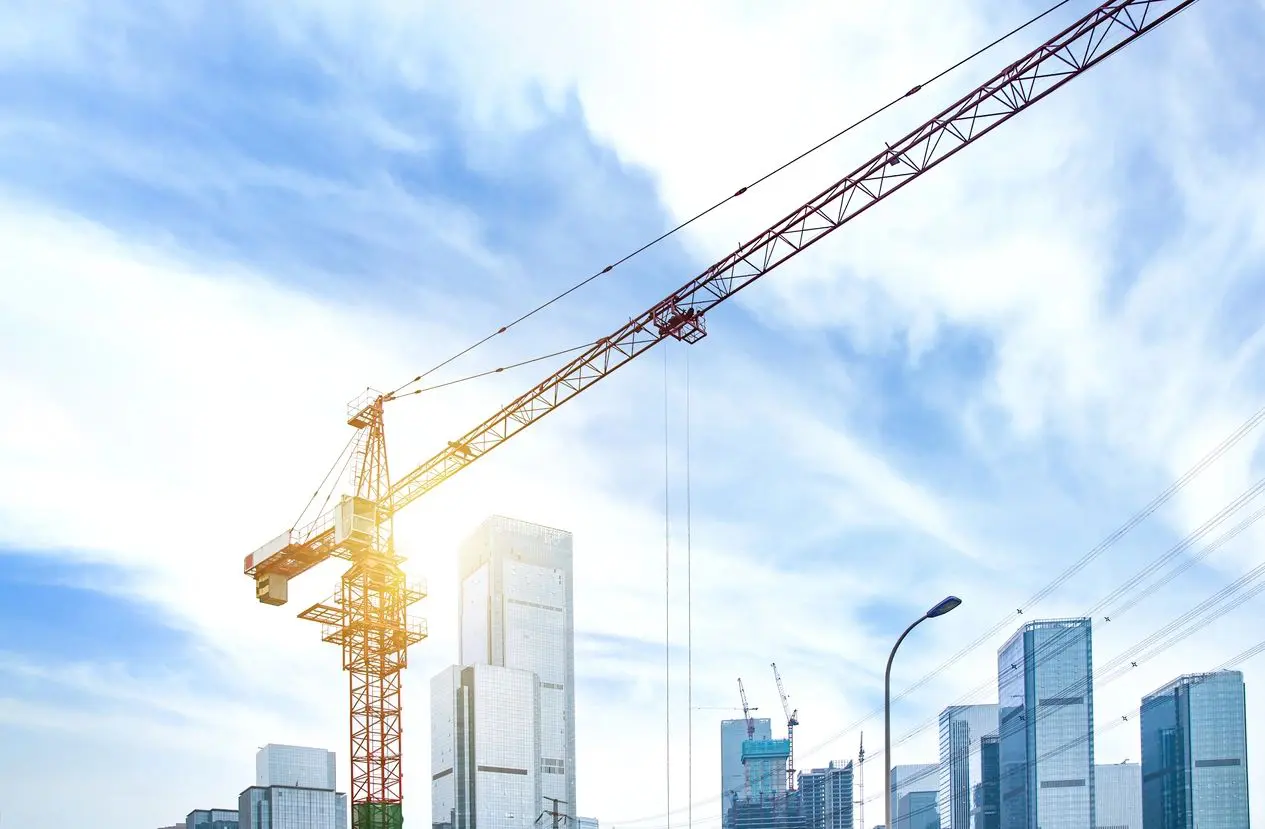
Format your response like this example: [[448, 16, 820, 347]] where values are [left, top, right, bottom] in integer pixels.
[[2, 1, 1264, 827]]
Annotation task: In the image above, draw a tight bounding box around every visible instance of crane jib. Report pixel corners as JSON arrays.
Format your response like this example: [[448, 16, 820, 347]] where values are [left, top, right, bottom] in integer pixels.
[[246, 0, 1201, 582]]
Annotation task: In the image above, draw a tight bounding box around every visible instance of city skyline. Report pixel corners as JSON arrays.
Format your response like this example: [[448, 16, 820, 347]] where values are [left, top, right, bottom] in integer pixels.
[[4, 1, 1265, 827]]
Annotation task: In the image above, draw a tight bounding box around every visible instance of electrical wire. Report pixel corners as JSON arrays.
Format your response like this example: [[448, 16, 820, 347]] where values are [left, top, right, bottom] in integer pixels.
[[686, 348, 694, 829], [386, 340, 600, 401], [873, 480, 1265, 766], [383, 0, 1078, 400], [612, 401, 1265, 826], [665, 345, 673, 824], [797, 400, 1265, 759], [631, 630, 1265, 829]]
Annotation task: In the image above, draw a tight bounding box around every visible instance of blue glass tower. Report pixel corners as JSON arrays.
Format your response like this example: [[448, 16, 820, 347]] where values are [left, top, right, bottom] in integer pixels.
[[996, 618, 1095, 829], [974, 735, 999, 829], [937, 704, 997, 829], [1140, 670, 1250, 828]]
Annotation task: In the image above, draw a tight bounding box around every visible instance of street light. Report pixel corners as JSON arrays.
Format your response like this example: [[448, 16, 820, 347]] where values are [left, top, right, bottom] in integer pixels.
[[884, 595, 961, 829]]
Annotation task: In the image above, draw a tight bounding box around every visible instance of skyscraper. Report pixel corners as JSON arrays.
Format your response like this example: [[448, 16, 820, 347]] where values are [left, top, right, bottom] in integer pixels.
[[239, 745, 348, 829], [255, 744, 337, 790], [997, 618, 1095, 829], [937, 705, 998, 829], [1093, 763, 1141, 829], [895, 791, 938, 829], [797, 762, 854, 829], [431, 663, 543, 829], [723, 717, 774, 822], [890, 764, 938, 829], [1140, 670, 1250, 828], [973, 736, 999, 829], [432, 516, 577, 829]]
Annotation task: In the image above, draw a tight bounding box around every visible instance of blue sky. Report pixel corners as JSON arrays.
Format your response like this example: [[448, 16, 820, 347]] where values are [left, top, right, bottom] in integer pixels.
[[2, 1, 1265, 827]]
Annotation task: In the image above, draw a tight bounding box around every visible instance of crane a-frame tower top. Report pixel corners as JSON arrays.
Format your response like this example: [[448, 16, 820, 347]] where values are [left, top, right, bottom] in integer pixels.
[[240, 2, 1201, 826]]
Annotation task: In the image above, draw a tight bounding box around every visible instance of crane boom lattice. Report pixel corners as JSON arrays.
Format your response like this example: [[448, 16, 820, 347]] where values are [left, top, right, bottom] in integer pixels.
[[772, 663, 799, 790], [240, 2, 1201, 824]]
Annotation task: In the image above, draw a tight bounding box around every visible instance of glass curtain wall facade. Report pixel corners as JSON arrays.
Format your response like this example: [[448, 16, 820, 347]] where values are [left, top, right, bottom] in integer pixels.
[[237, 787, 348, 829], [431, 663, 543, 829], [937, 705, 998, 829], [974, 736, 999, 829], [997, 618, 1095, 829], [1140, 670, 1250, 828], [186, 809, 239, 829], [891, 765, 938, 829], [1093, 763, 1141, 829], [255, 744, 336, 789], [896, 791, 939, 829], [459, 516, 577, 826]]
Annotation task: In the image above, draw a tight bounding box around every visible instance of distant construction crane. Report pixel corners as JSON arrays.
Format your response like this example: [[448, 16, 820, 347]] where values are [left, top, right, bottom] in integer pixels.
[[771, 663, 799, 790], [737, 678, 758, 798], [737, 678, 758, 739], [240, 3, 1200, 824]]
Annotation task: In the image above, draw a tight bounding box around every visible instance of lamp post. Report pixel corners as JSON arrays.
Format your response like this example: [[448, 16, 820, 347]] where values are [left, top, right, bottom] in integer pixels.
[[884, 595, 961, 829]]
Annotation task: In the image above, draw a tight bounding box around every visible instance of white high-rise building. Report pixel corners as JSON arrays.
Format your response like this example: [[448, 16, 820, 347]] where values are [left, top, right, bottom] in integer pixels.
[[432, 516, 577, 829]]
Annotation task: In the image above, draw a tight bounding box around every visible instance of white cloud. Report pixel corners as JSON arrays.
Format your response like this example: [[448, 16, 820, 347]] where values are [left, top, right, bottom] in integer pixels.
[[3, 1, 1265, 827]]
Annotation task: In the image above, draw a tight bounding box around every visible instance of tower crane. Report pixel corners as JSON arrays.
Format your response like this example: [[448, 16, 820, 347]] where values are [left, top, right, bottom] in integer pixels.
[[737, 677, 758, 739], [737, 677, 758, 798], [240, 2, 1199, 825], [771, 663, 799, 790]]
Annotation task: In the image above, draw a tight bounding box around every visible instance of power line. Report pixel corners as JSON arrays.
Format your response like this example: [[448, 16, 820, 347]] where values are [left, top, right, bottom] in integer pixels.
[[384, 0, 1078, 400], [635, 635, 1264, 829], [613, 396, 1262, 826], [388, 340, 601, 400]]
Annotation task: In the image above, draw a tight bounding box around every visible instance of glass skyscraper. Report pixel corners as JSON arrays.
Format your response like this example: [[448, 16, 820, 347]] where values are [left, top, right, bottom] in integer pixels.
[[239, 744, 348, 829], [896, 790, 939, 829], [458, 515, 577, 825], [891, 764, 938, 829], [1140, 670, 1250, 828], [974, 736, 999, 829], [1093, 763, 1141, 829], [997, 618, 1095, 829], [432, 516, 578, 829], [431, 663, 544, 829], [937, 704, 998, 829], [255, 744, 336, 789]]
